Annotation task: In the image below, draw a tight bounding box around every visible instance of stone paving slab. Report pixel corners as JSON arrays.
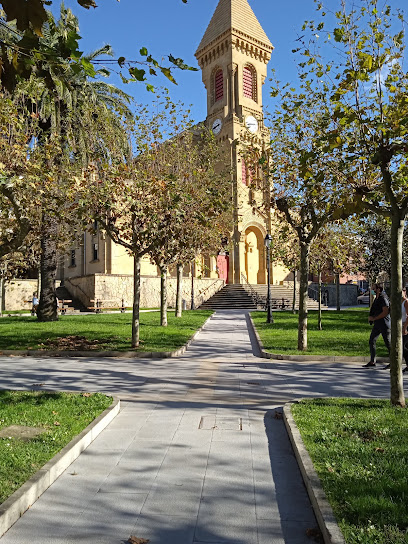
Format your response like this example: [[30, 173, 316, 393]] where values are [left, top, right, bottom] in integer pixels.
[[0, 398, 120, 541], [0, 309, 394, 544]]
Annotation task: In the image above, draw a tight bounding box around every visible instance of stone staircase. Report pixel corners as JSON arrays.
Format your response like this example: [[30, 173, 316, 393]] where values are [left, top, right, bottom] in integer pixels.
[[246, 284, 326, 310], [199, 284, 257, 310], [56, 285, 87, 313], [199, 284, 326, 311]]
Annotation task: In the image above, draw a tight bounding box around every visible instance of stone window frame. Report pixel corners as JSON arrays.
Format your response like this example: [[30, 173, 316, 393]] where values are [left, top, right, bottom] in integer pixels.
[[211, 67, 224, 105], [243, 63, 257, 103]]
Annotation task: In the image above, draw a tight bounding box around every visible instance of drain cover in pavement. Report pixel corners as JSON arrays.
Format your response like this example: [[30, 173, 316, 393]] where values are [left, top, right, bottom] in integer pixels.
[[199, 416, 242, 430], [0, 425, 45, 441]]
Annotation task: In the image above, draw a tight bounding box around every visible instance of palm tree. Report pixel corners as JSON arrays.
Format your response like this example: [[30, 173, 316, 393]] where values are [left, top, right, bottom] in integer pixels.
[[10, 5, 132, 321]]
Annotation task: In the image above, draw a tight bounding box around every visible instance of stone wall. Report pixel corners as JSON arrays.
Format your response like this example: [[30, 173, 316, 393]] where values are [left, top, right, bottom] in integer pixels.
[[3, 275, 225, 311], [3, 279, 38, 311], [3, 279, 60, 311], [66, 274, 225, 309]]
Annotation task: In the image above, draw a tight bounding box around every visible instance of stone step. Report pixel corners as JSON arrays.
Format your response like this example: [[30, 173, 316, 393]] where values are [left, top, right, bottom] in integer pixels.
[[56, 286, 88, 313], [200, 284, 327, 311]]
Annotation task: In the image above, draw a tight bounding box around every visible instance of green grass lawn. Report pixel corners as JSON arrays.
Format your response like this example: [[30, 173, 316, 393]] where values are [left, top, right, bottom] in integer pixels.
[[0, 391, 112, 504], [292, 398, 408, 544], [251, 309, 388, 357], [0, 310, 212, 352]]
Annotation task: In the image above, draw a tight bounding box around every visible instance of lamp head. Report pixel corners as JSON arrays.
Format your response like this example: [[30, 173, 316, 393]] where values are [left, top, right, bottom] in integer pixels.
[[264, 233, 272, 248]]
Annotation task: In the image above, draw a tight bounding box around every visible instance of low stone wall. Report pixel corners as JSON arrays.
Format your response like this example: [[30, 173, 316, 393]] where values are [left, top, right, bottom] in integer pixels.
[[3, 275, 225, 311], [3, 279, 38, 311], [309, 283, 359, 306], [66, 274, 225, 309], [3, 279, 62, 311]]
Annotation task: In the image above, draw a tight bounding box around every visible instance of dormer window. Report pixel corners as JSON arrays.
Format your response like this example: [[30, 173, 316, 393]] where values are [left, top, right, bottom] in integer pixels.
[[243, 64, 257, 102], [212, 68, 224, 105]]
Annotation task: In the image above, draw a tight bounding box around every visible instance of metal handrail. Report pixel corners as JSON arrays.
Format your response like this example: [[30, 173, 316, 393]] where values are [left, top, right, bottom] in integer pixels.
[[308, 286, 319, 301], [64, 278, 93, 307], [241, 274, 266, 308], [198, 278, 225, 299]]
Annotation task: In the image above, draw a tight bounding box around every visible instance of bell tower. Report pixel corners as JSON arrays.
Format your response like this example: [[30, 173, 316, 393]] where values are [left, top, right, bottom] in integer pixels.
[[195, 0, 274, 285]]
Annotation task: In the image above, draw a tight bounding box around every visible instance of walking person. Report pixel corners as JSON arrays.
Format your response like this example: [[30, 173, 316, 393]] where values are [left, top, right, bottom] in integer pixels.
[[31, 293, 39, 316], [363, 284, 391, 367]]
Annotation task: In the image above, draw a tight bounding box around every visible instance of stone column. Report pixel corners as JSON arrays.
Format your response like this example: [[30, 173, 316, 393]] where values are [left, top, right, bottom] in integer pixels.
[[228, 63, 238, 117]]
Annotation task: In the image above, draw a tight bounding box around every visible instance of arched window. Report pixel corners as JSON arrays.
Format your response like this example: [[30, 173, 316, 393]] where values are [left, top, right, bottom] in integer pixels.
[[212, 68, 224, 104], [243, 64, 257, 102]]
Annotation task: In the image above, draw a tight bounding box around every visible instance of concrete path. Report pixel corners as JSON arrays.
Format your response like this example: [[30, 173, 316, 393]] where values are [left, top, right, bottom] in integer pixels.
[[0, 310, 392, 544]]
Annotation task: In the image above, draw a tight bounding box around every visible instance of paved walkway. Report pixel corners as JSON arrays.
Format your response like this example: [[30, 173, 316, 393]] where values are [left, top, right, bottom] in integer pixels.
[[0, 310, 391, 544]]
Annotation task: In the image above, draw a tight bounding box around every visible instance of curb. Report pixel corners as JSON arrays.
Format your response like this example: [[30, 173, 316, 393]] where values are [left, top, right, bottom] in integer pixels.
[[0, 313, 214, 360], [247, 314, 389, 364], [283, 402, 345, 544], [0, 396, 120, 539]]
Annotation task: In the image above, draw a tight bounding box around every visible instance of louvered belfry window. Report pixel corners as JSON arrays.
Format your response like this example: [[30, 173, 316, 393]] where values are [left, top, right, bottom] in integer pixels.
[[243, 65, 256, 101], [242, 160, 247, 185], [214, 69, 223, 102], [242, 160, 253, 186]]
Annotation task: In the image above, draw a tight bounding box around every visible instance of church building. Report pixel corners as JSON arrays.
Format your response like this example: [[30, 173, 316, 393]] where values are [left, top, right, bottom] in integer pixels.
[[58, 0, 290, 309], [195, 0, 288, 286]]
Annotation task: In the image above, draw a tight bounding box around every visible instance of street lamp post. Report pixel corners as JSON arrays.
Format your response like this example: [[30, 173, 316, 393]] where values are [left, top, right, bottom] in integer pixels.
[[264, 233, 273, 324], [191, 261, 195, 310]]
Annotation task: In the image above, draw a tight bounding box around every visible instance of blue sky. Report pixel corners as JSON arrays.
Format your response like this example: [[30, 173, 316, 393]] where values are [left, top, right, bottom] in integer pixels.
[[53, 0, 406, 123]]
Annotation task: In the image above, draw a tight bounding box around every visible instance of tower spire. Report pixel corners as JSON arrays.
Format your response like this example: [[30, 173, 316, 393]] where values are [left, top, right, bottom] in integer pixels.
[[196, 0, 272, 57]]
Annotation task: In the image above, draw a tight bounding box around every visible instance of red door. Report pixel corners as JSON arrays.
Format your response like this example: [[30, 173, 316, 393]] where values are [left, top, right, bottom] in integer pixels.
[[217, 254, 229, 283]]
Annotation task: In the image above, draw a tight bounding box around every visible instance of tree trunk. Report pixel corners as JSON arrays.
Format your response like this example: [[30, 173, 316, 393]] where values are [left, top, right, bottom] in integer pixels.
[[317, 269, 322, 330], [336, 272, 341, 312], [389, 213, 405, 407], [292, 270, 297, 313], [0, 276, 3, 317], [160, 264, 168, 327], [298, 240, 310, 350], [175, 263, 183, 317], [37, 215, 58, 322], [131, 254, 141, 348]]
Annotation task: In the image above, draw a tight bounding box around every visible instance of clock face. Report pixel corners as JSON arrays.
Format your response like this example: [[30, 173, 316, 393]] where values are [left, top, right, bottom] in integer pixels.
[[212, 118, 222, 135], [245, 115, 258, 133]]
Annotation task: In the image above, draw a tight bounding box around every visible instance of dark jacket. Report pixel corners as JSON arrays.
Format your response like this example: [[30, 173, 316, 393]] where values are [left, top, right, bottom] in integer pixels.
[[369, 293, 391, 328]]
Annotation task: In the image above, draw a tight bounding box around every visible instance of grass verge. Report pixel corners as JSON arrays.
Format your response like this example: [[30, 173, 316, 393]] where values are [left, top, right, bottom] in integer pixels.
[[251, 309, 388, 357], [0, 391, 112, 504], [0, 310, 212, 352], [292, 398, 408, 544]]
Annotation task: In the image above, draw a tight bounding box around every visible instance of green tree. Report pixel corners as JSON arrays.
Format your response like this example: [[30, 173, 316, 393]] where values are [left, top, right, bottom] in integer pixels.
[[1, 0, 187, 36], [359, 216, 408, 284], [88, 96, 231, 344], [0, 95, 36, 259], [85, 97, 189, 345], [149, 128, 231, 325], [310, 219, 362, 327], [0, 2, 194, 93], [301, 0, 408, 405], [269, 82, 353, 350], [16, 6, 132, 322]]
